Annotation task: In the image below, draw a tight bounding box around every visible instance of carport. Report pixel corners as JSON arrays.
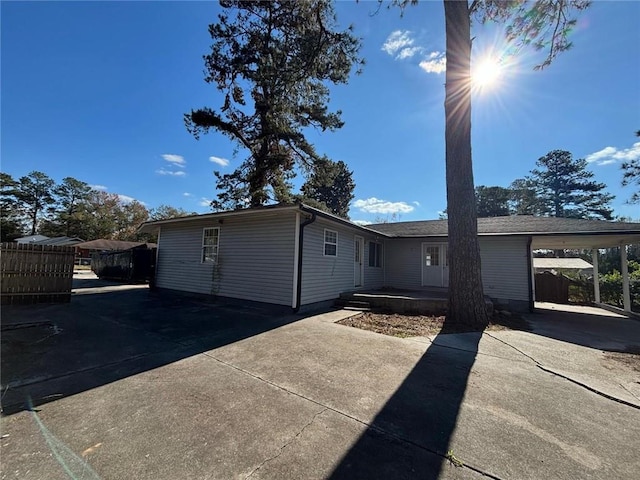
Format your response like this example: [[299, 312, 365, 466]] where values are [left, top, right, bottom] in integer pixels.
[[530, 228, 640, 314]]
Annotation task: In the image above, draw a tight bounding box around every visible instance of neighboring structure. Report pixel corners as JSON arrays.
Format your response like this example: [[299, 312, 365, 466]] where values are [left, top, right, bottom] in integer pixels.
[[28, 236, 85, 247], [138, 204, 640, 313], [74, 239, 158, 262], [533, 257, 593, 276], [15, 235, 51, 244]]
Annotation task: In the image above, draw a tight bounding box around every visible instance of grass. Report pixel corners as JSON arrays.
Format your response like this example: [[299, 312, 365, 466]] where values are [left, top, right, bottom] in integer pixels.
[[445, 449, 464, 468]]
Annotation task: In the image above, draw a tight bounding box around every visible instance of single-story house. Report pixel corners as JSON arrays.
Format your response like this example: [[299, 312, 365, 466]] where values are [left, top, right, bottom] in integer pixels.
[[138, 203, 640, 313]]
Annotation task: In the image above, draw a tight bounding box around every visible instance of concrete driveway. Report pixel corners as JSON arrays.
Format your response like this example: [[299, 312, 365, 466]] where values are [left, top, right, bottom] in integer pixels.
[[1, 276, 639, 479]]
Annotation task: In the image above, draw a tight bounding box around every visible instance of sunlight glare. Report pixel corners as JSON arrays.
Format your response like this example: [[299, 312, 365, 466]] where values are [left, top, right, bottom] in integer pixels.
[[473, 57, 503, 90]]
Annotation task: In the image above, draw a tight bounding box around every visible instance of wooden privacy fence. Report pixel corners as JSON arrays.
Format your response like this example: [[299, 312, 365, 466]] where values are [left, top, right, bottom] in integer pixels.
[[535, 271, 570, 304], [1, 243, 75, 305]]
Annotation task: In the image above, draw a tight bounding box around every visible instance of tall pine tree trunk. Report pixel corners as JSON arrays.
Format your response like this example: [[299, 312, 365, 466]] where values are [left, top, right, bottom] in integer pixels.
[[443, 0, 489, 327]]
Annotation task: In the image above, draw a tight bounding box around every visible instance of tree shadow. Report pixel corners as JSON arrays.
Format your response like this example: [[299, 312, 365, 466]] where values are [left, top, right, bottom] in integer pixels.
[[329, 330, 482, 479], [1, 281, 303, 415], [525, 304, 640, 353]]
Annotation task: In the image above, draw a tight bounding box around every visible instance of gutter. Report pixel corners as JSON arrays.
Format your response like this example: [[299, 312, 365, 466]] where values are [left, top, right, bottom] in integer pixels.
[[292, 206, 317, 313], [527, 235, 534, 312]]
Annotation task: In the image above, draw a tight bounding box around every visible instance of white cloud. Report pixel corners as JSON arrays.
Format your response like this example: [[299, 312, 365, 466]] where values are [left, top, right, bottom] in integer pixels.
[[90, 184, 108, 191], [382, 30, 415, 58], [162, 154, 186, 167], [156, 168, 186, 177], [209, 155, 230, 167], [352, 220, 372, 226], [419, 52, 446, 74], [397, 46, 423, 60], [199, 197, 212, 207], [412, 201, 421, 207], [117, 194, 136, 204], [353, 197, 415, 215], [585, 142, 640, 165], [183, 192, 193, 197]]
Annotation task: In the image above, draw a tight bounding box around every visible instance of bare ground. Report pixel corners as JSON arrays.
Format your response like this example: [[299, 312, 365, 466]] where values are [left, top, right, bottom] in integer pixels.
[[337, 311, 531, 338]]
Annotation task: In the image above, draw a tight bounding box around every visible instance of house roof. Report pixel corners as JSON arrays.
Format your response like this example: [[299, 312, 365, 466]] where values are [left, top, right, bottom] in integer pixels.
[[138, 203, 384, 237], [367, 216, 640, 237], [75, 239, 157, 251], [138, 204, 640, 249], [533, 258, 593, 270], [15, 235, 50, 244], [368, 216, 640, 249], [30, 236, 84, 246]]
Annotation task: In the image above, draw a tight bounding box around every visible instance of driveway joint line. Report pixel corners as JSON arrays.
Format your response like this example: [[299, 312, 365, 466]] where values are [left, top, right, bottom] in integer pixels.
[[244, 407, 329, 479], [536, 365, 640, 410], [201, 351, 505, 480], [484, 333, 640, 410]]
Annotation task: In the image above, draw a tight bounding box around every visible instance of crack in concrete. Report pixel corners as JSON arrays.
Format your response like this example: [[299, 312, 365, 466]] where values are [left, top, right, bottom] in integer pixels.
[[202, 352, 504, 480], [484, 333, 640, 410], [244, 407, 329, 479], [483, 332, 541, 365], [536, 365, 640, 410]]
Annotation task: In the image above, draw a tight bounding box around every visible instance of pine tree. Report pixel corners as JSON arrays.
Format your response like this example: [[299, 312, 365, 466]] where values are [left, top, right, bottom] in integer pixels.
[[186, 0, 362, 208], [388, 0, 591, 327], [300, 158, 355, 218], [527, 150, 614, 220]]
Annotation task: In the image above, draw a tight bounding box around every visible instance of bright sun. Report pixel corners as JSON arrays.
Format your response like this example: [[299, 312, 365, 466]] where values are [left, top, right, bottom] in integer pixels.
[[473, 57, 503, 89]]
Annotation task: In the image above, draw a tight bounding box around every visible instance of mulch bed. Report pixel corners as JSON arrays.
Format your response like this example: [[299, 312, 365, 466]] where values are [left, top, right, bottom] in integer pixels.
[[337, 310, 531, 338]]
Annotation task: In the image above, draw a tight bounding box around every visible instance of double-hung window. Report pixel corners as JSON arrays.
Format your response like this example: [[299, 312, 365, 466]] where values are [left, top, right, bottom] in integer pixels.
[[202, 227, 220, 263], [369, 241, 383, 267], [324, 229, 338, 256]]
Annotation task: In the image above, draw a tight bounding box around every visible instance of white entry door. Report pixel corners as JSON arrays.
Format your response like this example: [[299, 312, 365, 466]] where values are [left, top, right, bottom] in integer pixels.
[[354, 236, 364, 287], [421, 243, 449, 287]]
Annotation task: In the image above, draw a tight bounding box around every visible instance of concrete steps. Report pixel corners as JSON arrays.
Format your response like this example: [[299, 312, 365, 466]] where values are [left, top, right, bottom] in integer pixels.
[[334, 298, 372, 312], [336, 290, 493, 316]]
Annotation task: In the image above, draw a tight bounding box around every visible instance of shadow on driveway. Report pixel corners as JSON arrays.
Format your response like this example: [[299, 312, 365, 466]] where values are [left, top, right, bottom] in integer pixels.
[[329, 332, 482, 479], [1, 277, 303, 415], [525, 303, 640, 353]]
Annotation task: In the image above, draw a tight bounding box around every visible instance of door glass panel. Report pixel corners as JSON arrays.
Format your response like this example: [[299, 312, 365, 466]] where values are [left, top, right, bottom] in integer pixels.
[[355, 240, 361, 262], [425, 246, 439, 266]]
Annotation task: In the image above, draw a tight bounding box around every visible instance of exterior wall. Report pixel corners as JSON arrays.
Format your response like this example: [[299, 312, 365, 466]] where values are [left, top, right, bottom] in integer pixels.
[[384, 236, 531, 308], [300, 218, 385, 305], [478, 236, 530, 308], [156, 212, 296, 306], [384, 238, 424, 289]]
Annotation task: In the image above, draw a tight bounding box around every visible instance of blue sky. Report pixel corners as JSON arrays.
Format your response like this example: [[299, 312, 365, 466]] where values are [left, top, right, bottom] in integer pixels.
[[2, 1, 639, 223]]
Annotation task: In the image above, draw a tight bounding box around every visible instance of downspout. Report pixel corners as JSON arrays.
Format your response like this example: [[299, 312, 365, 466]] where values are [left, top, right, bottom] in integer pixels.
[[527, 236, 534, 312], [293, 208, 317, 313]]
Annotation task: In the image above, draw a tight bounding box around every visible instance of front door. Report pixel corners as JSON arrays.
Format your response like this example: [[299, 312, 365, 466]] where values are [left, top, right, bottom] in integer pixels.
[[354, 236, 364, 287], [422, 243, 449, 287]]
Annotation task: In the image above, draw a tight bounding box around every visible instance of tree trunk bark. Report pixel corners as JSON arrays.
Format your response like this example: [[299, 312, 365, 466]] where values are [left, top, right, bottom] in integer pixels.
[[443, 0, 489, 328]]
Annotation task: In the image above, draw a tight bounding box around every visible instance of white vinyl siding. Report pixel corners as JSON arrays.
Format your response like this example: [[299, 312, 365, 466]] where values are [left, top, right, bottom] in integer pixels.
[[385, 238, 424, 289], [385, 236, 530, 303], [300, 219, 384, 305], [156, 213, 296, 305], [478, 237, 530, 302]]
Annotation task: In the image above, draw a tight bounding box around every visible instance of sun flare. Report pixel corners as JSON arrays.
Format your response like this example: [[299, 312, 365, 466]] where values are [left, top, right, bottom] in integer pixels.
[[472, 57, 503, 90]]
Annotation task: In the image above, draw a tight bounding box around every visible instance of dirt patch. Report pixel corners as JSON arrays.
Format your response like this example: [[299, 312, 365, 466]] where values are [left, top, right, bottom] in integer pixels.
[[337, 311, 530, 338], [603, 350, 640, 372]]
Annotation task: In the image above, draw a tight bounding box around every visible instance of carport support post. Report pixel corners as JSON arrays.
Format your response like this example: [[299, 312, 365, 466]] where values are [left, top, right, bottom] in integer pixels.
[[592, 248, 600, 304], [621, 244, 631, 312]]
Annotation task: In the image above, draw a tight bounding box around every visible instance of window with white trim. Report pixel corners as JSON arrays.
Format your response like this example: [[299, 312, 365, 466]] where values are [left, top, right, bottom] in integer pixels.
[[324, 229, 337, 256], [202, 227, 220, 263], [369, 242, 383, 267]]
